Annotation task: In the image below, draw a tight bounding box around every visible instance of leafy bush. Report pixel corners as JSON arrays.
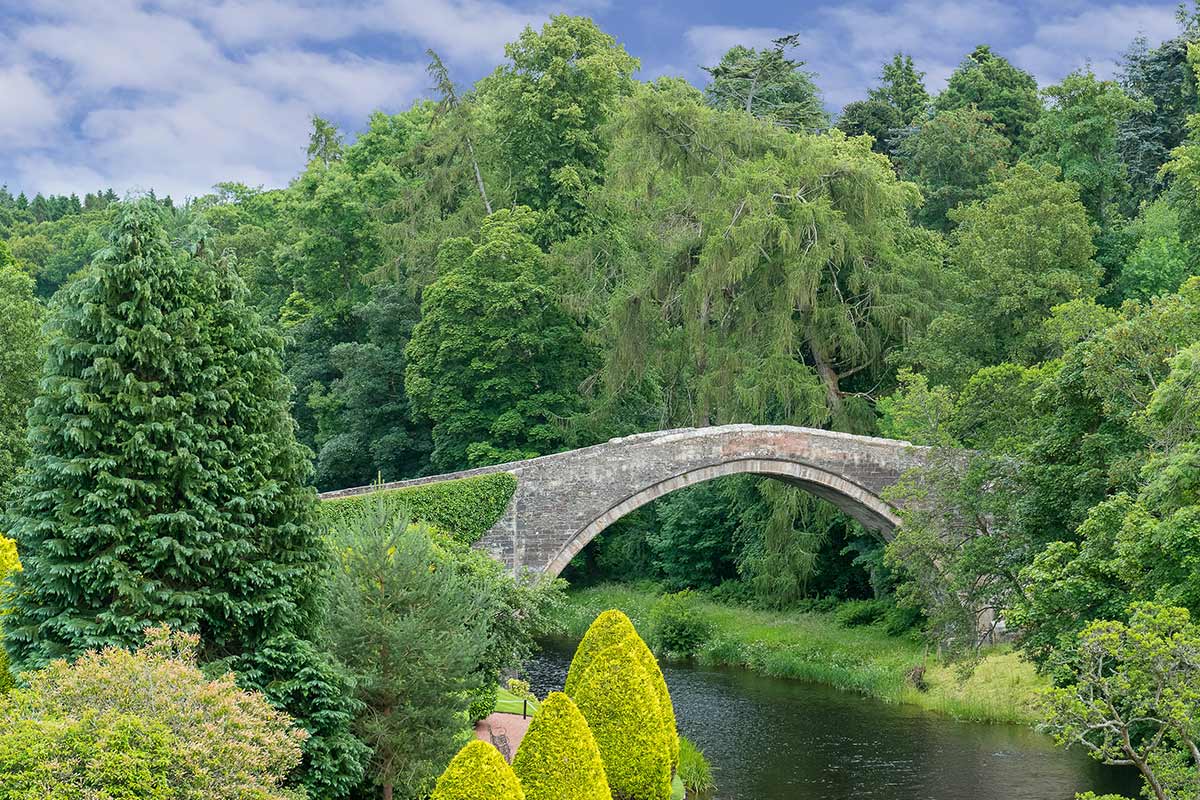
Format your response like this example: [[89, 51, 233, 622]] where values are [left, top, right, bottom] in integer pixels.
[[0, 535, 18, 695], [432, 739, 525, 800], [319, 471, 518, 543], [834, 599, 889, 627], [468, 683, 499, 722], [565, 609, 679, 771], [512, 691, 611, 800], [0, 627, 305, 800], [882, 602, 925, 636], [570, 640, 672, 800], [563, 609, 640, 696], [677, 736, 716, 795], [0, 712, 176, 800], [648, 591, 712, 657]]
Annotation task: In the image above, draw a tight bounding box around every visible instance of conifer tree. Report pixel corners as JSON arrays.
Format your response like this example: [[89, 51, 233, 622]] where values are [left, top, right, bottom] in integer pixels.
[[512, 692, 611, 800], [2, 199, 361, 797], [0, 240, 41, 499]]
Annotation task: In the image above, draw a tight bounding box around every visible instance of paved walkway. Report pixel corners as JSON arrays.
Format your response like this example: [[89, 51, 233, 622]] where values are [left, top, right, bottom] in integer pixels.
[[474, 712, 532, 762]]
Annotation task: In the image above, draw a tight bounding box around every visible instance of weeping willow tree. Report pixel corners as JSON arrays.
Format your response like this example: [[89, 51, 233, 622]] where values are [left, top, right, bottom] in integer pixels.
[[562, 79, 945, 599]]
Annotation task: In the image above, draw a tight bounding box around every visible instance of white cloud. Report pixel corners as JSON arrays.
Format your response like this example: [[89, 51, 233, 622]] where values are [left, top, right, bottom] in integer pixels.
[[0, 66, 62, 146], [683, 25, 790, 72]]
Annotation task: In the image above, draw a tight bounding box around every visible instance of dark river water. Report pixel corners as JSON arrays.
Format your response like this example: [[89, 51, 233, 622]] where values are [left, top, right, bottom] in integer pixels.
[[523, 644, 1140, 800]]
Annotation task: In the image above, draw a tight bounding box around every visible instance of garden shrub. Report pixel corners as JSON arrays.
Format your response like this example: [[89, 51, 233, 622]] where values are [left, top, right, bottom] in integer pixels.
[[0, 535, 18, 695], [512, 691, 612, 800], [319, 471, 518, 543], [834, 598, 889, 627], [648, 590, 712, 657], [570, 640, 672, 800], [0, 626, 305, 799], [431, 739, 525, 800], [566, 609, 679, 771], [0, 712, 176, 800], [563, 609, 640, 696], [468, 683, 499, 722], [677, 736, 715, 795]]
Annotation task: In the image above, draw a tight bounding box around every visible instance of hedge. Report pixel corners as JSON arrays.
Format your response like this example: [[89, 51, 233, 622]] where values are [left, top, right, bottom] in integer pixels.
[[512, 692, 611, 800], [318, 472, 517, 544], [0, 535, 18, 695], [563, 610, 639, 696], [571, 641, 672, 800], [431, 739, 525, 800], [565, 610, 678, 770]]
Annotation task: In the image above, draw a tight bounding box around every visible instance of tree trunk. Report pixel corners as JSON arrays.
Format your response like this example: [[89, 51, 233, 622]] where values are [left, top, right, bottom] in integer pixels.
[[465, 136, 493, 215], [383, 784, 393, 800], [809, 343, 845, 424]]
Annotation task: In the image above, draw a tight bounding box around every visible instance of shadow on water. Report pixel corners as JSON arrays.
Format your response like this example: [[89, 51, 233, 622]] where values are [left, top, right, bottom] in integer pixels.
[[524, 642, 1140, 800]]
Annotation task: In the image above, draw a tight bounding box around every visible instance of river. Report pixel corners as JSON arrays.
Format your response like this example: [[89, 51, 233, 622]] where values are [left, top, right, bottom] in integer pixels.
[[523, 644, 1140, 800]]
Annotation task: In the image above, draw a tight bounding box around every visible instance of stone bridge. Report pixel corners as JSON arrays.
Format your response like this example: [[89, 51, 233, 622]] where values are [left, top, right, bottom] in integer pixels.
[[320, 424, 929, 577]]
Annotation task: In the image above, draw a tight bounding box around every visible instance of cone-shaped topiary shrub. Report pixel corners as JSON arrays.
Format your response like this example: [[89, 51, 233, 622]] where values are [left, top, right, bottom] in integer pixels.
[[431, 739, 525, 800], [564, 610, 638, 696], [571, 641, 672, 800], [512, 691, 611, 800], [565, 610, 679, 771]]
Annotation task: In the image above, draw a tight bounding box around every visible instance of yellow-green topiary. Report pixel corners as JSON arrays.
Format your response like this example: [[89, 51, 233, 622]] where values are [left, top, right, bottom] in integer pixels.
[[431, 739, 525, 800], [0, 534, 18, 694], [564, 610, 637, 696], [571, 641, 672, 800], [512, 691, 611, 800], [565, 610, 679, 770]]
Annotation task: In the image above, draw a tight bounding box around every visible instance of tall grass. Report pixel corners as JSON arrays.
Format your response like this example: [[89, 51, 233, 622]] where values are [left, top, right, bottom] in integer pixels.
[[554, 583, 1044, 725], [677, 735, 716, 796]]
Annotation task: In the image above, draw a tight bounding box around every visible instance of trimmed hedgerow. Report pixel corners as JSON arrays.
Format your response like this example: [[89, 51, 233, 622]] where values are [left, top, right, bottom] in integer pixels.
[[318, 472, 517, 544], [512, 692, 611, 800], [0, 535, 19, 695], [431, 739, 525, 800], [565, 610, 678, 771], [571, 641, 672, 800]]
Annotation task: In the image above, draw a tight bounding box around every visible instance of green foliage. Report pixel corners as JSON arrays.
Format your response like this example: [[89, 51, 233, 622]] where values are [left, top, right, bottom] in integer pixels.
[[877, 368, 958, 446], [905, 162, 1099, 385], [564, 609, 640, 697], [897, 107, 1011, 232], [935, 45, 1042, 151], [324, 504, 493, 799], [512, 691, 612, 800], [0, 536, 18, 695], [871, 53, 930, 125], [318, 471, 518, 544], [1115, 198, 1190, 302], [648, 591, 713, 657], [702, 36, 828, 132], [406, 208, 590, 469], [647, 482, 740, 590], [479, 15, 638, 241], [1042, 603, 1200, 800], [432, 740, 526, 800], [676, 736, 715, 795], [1025, 68, 1144, 224], [834, 599, 890, 627], [0, 243, 41, 499], [468, 683, 499, 722], [0, 627, 305, 800], [570, 640, 673, 800], [5, 199, 320, 664]]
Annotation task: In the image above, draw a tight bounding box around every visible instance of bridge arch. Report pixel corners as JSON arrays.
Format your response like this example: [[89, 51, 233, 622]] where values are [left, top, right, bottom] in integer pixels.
[[322, 425, 928, 577], [544, 456, 903, 576]]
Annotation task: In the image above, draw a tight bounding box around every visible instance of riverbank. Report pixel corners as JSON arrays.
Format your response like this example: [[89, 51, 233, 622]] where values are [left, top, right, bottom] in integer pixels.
[[551, 584, 1045, 725]]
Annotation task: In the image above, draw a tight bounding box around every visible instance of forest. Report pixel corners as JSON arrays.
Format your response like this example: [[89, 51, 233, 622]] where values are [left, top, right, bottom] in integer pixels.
[[6, 6, 1200, 800]]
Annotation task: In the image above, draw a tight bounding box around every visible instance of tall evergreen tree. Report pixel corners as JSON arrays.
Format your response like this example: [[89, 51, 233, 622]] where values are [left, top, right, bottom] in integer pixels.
[[0, 241, 41, 500], [703, 35, 829, 132], [2, 199, 362, 796], [935, 45, 1042, 151]]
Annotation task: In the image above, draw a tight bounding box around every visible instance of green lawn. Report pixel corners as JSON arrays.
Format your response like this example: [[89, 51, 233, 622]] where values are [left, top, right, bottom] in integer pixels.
[[494, 685, 541, 716], [554, 583, 1046, 725]]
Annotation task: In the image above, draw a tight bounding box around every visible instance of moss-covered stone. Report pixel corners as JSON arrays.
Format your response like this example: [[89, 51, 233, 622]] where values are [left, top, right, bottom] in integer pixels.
[[431, 739, 525, 800], [571, 641, 672, 800], [513, 691, 611, 800]]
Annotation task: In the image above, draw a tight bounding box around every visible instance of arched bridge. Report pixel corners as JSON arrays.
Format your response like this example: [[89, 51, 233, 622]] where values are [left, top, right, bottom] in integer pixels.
[[320, 425, 929, 577]]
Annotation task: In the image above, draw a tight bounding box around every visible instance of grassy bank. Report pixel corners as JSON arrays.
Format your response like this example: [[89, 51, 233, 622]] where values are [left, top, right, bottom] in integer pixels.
[[554, 584, 1045, 725]]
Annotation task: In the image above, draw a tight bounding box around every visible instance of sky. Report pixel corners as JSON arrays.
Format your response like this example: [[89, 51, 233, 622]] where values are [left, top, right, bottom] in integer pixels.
[[0, 0, 1188, 200]]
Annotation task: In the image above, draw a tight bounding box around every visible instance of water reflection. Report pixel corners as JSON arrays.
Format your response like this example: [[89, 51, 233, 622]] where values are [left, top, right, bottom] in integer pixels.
[[524, 645, 1138, 800]]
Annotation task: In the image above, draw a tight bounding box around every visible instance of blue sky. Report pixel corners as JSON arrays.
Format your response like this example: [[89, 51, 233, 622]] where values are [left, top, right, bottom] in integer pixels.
[[0, 0, 1187, 200]]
